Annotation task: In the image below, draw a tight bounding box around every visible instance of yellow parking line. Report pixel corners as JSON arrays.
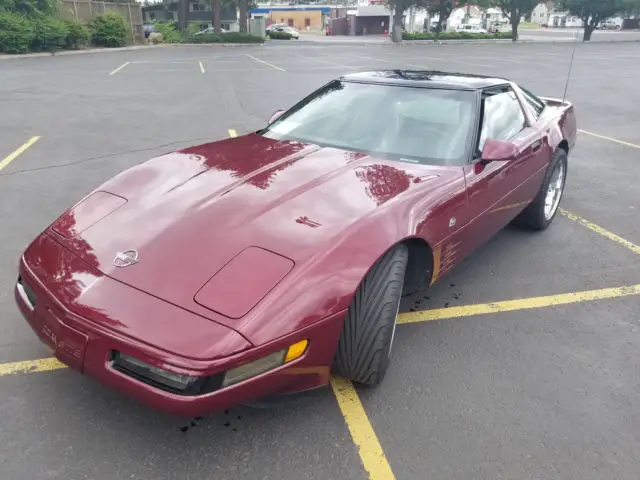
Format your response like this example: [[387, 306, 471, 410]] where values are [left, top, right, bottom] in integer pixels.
[[330, 377, 396, 480], [397, 283, 640, 324], [228, 128, 238, 138], [109, 62, 130, 76], [560, 209, 640, 256], [578, 129, 640, 149], [0, 357, 66, 376], [199, 61, 205, 74], [0, 136, 40, 172], [245, 54, 286, 72]]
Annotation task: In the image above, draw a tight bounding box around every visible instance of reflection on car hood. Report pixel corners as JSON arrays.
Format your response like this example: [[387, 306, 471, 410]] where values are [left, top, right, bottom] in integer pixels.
[[50, 134, 454, 321]]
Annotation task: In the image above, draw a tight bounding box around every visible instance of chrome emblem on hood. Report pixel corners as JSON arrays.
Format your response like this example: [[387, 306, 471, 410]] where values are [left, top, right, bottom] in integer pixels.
[[113, 250, 139, 267]]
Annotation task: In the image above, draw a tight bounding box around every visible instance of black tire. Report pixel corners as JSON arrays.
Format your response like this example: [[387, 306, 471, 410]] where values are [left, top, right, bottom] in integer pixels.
[[513, 148, 568, 231], [333, 244, 408, 386]]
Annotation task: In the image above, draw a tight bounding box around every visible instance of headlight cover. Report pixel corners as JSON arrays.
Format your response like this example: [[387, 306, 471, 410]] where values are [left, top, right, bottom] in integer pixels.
[[111, 352, 201, 393], [222, 339, 308, 388], [51, 190, 127, 239]]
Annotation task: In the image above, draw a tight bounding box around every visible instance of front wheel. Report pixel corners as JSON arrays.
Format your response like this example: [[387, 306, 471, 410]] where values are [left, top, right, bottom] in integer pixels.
[[333, 244, 408, 386], [513, 148, 568, 230]]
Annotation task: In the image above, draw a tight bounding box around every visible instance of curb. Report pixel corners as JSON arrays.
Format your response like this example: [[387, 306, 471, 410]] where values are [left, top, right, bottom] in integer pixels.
[[401, 39, 518, 45], [162, 42, 264, 48], [0, 42, 265, 60], [285, 40, 393, 46]]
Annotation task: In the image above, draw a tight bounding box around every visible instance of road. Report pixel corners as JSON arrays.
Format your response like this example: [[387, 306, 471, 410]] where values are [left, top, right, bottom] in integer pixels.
[[1, 41, 639, 480]]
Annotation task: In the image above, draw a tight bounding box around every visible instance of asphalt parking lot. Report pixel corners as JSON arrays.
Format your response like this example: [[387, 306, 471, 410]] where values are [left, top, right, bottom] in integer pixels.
[[1, 40, 639, 480]]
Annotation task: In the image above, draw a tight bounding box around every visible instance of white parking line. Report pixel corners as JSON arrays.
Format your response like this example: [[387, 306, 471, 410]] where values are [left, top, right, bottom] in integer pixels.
[[246, 54, 286, 72], [109, 62, 130, 76]]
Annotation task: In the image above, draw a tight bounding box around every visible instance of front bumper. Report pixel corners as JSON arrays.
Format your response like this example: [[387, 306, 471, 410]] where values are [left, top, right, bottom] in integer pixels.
[[14, 236, 345, 417]]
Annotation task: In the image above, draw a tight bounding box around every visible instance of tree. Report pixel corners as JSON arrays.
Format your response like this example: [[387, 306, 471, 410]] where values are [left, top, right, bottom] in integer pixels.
[[491, 0, 539, 41], [238, 0, 247, 32], [386, 0, 440, 40], [0, 0, 59, 15], [619, 0, 640, 17], [212, 0, 220, 34], [555, 0, 626, 41], [426, 0, 455, 34]]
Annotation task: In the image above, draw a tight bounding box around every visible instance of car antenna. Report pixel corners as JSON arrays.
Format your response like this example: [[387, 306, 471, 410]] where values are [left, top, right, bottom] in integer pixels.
[[562, 7, 583, 103]]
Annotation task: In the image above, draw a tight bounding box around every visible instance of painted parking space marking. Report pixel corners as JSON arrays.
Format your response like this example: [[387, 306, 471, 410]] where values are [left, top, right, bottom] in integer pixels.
[[109, 62, 130, 76], [0, 357, 65, 376], [330, 377, 396, 480], [228, 128, 238, 137], [578, 129, 640, 149], [397, 283, 640, 325], [199, 61, 205, 74], [560, 209, 640, 256], [245, 54, 286, 72], [0, 136, 40, 172]]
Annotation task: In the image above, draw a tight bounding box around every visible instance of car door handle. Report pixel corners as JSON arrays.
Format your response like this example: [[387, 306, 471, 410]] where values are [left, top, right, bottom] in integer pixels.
[[531, 139, 542, 152]]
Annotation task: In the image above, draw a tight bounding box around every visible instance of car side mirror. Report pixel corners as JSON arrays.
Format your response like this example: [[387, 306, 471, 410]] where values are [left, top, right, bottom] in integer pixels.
[[480, 139, 519, 163], [268, 109, 285, 124]]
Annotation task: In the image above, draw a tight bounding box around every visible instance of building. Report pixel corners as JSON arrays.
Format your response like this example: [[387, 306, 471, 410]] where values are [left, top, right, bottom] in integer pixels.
[[142, 1, 238, 32], [483, 7, 509, 29], [249, 3, 331, 30], [530, 1, 551, 25]]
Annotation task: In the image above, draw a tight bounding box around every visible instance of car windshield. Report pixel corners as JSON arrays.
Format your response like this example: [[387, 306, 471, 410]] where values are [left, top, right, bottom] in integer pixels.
[[260, 80, 477, 166]]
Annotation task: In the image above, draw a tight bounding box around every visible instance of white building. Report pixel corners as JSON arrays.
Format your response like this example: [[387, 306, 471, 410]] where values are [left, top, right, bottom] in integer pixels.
[[530, 2, 551, 25], [447, 5, 482, 30]]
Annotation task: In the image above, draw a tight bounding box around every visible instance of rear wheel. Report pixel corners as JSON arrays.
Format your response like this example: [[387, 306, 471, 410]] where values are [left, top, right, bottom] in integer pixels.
[[513, 148, 568, 230], [333, 244, 408, 386]]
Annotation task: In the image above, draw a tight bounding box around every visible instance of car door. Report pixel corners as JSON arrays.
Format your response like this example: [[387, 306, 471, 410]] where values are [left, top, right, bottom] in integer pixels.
[[462, 84, 550, 251]]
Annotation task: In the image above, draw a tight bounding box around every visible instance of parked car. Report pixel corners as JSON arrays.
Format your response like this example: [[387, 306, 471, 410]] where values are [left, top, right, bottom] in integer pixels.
[[456, 24, 487, 34], [266, 23, 288, 33], [193, 26, 229, 35], [600, 21, 621, 30], [15, 70, 577, 417], [269, 25, 299, 39], [142, 24, 157, 39]]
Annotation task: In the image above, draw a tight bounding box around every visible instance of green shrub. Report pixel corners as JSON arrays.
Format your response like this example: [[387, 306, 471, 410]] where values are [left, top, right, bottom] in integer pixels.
[[0, 11, 35, 53], [153, 21, 181, 43], [186, 32, 223, 43], [267, 30, 292, 40], [185, 31, 264, 43], [90, 11, 127, 47], [29, 14, 69, 51], [187, 23, 202, 35], [402, 31, 513, 41], [63, 18, 90, 49]]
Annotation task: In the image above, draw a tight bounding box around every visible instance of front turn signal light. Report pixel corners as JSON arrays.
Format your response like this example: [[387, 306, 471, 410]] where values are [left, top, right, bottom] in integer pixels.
[[285, 339, 308, 363]]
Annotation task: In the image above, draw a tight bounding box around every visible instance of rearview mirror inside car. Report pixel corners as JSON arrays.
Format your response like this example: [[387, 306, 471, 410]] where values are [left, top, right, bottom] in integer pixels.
[[480, 139, 519, 163], [268, 109, 285, 124]]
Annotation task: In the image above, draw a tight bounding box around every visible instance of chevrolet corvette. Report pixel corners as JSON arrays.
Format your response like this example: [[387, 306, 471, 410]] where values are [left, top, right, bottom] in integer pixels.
[[15, 70, 577, 416]]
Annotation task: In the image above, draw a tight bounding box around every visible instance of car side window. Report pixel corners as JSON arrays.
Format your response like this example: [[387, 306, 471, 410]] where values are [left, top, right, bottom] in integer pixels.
[[477, 87, 527, 152], [518, 86, 546, 120]]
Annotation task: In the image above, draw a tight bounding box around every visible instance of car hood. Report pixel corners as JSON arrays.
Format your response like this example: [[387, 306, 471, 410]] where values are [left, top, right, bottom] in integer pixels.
[[49, 134, 456, 334]]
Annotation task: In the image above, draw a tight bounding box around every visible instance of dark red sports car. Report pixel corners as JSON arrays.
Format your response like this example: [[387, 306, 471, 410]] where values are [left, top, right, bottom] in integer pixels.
[[15, 71, 577, 416]]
